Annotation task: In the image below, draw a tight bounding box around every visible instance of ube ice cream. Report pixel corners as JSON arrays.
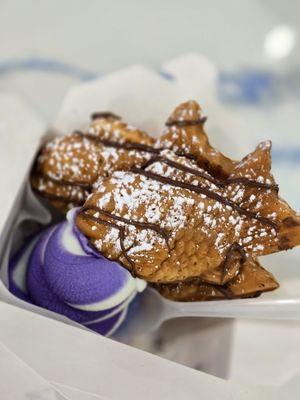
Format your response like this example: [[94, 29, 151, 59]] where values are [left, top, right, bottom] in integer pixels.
[[9, 210, 146, 336]]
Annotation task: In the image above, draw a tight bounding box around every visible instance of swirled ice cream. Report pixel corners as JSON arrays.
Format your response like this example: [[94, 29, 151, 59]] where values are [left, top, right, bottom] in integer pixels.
[[9, 210, 146, 336]]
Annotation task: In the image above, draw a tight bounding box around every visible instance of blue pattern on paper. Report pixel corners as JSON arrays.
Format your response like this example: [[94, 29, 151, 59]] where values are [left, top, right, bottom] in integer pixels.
[[0, 57, 98, 81]]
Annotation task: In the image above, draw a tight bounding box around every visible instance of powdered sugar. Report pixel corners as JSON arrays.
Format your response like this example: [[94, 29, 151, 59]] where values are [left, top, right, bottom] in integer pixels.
[[88, 143, 278, 264]]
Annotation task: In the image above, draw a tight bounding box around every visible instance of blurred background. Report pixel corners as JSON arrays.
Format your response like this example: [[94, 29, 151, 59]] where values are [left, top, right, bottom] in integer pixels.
[[1, 0, 300, 207], [0, 1, 299, 113]]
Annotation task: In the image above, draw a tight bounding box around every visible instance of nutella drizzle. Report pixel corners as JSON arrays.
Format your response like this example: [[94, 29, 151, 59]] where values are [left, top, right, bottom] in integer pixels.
[[91, 112, 121, 120], [212, 284, 233, 299], [79, 205, 171, 270], [130, 167, 277, 229], [84, 134, 161, 154], [174, 150, 198, 161], [79, 212, 135, 269], [81, 205, 170, 246], [141, 156, 279, 192], [165, 117, 207, 127], [220, 243, 246, 285], [208, 244, 246, 299], [79, 130, 278, 192]]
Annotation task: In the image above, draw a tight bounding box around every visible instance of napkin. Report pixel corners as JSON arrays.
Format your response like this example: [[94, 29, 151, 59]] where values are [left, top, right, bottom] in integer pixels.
[[0, 340, 68, 399], [0, 302, 283, 400]]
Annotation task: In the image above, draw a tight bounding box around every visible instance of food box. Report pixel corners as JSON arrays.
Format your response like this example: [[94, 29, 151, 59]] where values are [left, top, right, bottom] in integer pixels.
[[0, 55, 299, 398]]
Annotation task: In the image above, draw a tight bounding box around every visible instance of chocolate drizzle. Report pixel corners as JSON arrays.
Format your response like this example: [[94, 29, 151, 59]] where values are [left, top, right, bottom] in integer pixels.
[[174, 150, 198, 161], [36, 172, 92, 190], [141, 156, 279, 192], [81, 205, 170, 244], [79, 212, 135, 269], [76, 131, 278, 193], [79, 205, 171, 270], [205, 244, 246, 298], [77, 128, 279, 192], [84, 134, 161, 154], [212, 284, 233, 299], [130, 167, 277, 229], [166, 117, 207, 127], [220, 243, 246, 285], [91, 112, 121, 120]]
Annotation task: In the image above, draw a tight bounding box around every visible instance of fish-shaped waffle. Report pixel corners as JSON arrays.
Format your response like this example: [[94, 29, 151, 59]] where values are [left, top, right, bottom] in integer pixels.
[[31, 112, 155, 212], [75, 101, 300, 300], [74, 147, 281, 285]]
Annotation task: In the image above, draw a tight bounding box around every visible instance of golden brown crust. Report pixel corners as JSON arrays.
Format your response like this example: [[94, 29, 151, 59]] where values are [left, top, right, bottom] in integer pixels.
[[88, 114, 155, 146], [159, 100, 237, 177], [31, 173, 88, 213], [31, 132, 102, 212], [75, 141, 300, 286], [87, 114, 156, 179], [31, 115, 154, 212], [154, 258, 279, 301]]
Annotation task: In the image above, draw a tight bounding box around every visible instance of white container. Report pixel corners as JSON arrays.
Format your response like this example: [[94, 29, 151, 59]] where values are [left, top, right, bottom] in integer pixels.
[[1, 56, 300, 398]]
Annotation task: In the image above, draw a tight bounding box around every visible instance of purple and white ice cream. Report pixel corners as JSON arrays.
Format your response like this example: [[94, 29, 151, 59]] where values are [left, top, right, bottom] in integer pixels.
[[9, 210, 146, 336]]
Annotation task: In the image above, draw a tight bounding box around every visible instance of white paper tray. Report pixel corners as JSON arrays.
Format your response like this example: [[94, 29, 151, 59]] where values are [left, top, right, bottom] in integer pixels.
[[1, 55, 300, 397]]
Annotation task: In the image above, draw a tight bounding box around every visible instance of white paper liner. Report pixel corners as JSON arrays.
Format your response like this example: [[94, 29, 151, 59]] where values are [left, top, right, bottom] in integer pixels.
[[2, 54, 300, 389]]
